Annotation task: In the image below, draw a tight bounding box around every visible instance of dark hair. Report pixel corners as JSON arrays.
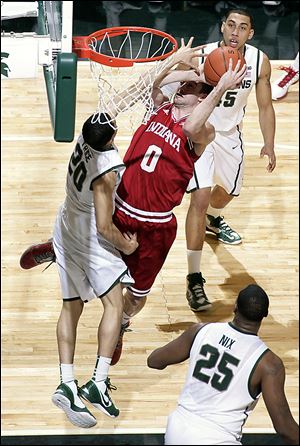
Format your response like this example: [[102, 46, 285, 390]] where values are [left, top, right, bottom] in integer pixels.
[[224, 9, 254, 28], [199, 83, 214, 95], [82, 113, 115, 150], [236, 284, 269, 321]]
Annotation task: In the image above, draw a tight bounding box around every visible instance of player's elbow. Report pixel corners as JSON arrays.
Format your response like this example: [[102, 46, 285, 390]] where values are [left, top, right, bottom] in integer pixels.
[[147, 352, 167, 370], [184, 123, 215, 147]]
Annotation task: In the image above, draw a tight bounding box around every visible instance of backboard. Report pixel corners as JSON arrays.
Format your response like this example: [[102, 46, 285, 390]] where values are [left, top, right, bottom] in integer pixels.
[[37, 1, 76, 142]]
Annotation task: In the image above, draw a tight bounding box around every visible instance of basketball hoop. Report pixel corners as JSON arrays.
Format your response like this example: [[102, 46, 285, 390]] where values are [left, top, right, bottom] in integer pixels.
[[72, 26, 178, 66], [72, 26, 178, 131]]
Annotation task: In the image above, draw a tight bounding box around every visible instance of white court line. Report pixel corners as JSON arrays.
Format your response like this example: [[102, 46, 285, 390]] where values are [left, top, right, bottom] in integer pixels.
[[1, 427, 276, 436], [1, 136, 298, 151]]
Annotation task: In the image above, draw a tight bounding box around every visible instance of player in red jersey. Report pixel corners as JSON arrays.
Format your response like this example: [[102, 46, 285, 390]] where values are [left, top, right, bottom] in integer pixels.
[[113, 59, 247, 343]]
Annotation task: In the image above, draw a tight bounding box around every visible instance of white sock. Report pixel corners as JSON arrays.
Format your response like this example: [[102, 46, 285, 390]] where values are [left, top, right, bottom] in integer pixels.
[[60, 363, 75, 384], [121, 312, 131, 327], [63, 380, 86, 408], [187, 250, 202, 275], [93, 356, 111, 382], [292, 52, 299, 71], [207, 205, 223, 219]]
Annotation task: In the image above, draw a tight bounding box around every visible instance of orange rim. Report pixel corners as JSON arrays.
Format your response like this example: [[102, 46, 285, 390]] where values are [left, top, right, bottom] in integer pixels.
[[72, 26, 178, 67]]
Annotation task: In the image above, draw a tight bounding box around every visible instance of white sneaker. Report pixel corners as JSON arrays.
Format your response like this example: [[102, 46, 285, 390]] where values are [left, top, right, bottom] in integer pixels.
[[271, 65, 299, 100]]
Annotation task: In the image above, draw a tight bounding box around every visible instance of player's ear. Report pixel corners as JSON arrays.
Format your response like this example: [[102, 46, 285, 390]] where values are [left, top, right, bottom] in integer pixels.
[[221, 22, 225, 33], [247, 29, 254, 41]]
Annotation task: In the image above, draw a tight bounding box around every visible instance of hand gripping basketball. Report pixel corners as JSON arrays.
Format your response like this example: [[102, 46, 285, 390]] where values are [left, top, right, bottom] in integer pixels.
[[204, 46, 246, 86]]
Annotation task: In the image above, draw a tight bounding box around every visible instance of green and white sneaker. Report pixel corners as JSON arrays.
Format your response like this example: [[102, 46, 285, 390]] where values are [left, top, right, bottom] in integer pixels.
[[79, 378, 120, 418], [52, 380, 97, 428], [206, 215, 242, 245]]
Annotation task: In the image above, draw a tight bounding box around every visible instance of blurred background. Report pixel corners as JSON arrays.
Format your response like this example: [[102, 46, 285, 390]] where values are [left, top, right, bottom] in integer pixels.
[[2, 0, 299, 60]]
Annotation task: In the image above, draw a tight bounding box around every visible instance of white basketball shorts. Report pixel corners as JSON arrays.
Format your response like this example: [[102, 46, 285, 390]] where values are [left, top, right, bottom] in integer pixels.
[[165, 406, 242, 445], [53, 211, 134, 302], [187, 127, 244, 196]]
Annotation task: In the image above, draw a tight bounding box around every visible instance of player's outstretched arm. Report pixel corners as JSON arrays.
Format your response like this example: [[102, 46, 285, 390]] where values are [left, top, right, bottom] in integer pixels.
[[255, 53, 276, 173], [260, 351, 299, 445], [184, 59, 246, 152], [147, 323, 204, 369], [108, 37, 205, 116]]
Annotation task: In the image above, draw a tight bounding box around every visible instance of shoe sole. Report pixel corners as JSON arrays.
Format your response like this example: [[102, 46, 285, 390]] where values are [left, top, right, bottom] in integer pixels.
[[79, 392, 119, 418], [190, 303, 212, 312], [52, 394, 97, 428], [206, 228, 242, 245]]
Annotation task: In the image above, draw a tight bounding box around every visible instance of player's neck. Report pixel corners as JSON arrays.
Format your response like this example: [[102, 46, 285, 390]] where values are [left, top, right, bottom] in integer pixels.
[[231, 316, 260, 335]]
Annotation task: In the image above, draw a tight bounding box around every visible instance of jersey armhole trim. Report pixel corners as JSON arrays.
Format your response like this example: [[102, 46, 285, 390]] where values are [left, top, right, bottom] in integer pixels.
[[255, 50, 262, 84], [191, 322, 210, 349], [89, 164, 125, 190], [248, 347, 270, 399]]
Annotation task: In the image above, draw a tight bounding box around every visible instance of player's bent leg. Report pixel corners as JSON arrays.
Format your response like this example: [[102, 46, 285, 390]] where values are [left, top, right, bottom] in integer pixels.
[[123, 289, 147, 318], [186, 189, 212, 311], [57, 299, 84, 363], [186, 187, 210, 250], [98, 285, 124, 359], [111, 320, 131, 366], [19, 239, 55, 269], [111, 290, 147, 366]]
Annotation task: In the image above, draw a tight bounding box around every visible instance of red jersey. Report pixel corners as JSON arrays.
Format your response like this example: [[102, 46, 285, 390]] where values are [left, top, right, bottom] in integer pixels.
[[116, 103, 199, 222]]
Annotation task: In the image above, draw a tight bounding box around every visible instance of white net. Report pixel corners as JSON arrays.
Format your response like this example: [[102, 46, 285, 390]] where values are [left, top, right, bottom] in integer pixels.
[[88, 28, 177, 132]]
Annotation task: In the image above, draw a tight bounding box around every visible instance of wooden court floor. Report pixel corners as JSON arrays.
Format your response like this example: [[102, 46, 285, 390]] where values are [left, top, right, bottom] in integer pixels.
[[1, 62, 299, 436]]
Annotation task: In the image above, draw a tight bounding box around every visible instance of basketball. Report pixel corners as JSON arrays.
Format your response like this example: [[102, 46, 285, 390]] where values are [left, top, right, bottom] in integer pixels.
[[204, 46, 246, 87]]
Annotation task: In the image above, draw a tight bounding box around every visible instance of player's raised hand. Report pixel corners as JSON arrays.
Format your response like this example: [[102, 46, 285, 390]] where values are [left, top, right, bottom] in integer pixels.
[[174, 37, 207, 70], [217, 58, 247, 91]]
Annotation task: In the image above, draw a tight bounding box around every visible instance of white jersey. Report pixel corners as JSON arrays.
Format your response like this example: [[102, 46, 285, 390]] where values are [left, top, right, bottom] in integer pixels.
[[59, 134, 125, 244], [185, 42, 264, 196], [177, 322, 269, 442], [201, 42, 263, 132], [53, 134, 134, 301]]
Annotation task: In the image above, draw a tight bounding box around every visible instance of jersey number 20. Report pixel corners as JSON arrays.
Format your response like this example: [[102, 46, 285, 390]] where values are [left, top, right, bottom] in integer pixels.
[[68, 143, 87, 192]]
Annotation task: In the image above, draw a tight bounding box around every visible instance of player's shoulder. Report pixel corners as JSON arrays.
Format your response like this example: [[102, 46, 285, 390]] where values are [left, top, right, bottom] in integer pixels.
[[244, 43, 268, 61], [259, 349, 285, 375]]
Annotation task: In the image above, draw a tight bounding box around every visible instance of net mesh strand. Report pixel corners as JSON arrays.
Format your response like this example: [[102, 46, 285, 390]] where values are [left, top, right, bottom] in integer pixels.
[[89, 29, 176, 133]]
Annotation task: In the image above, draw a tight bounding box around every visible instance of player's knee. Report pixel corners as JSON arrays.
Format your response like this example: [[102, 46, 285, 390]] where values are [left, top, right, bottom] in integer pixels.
[[190, 189, 211, 212]]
